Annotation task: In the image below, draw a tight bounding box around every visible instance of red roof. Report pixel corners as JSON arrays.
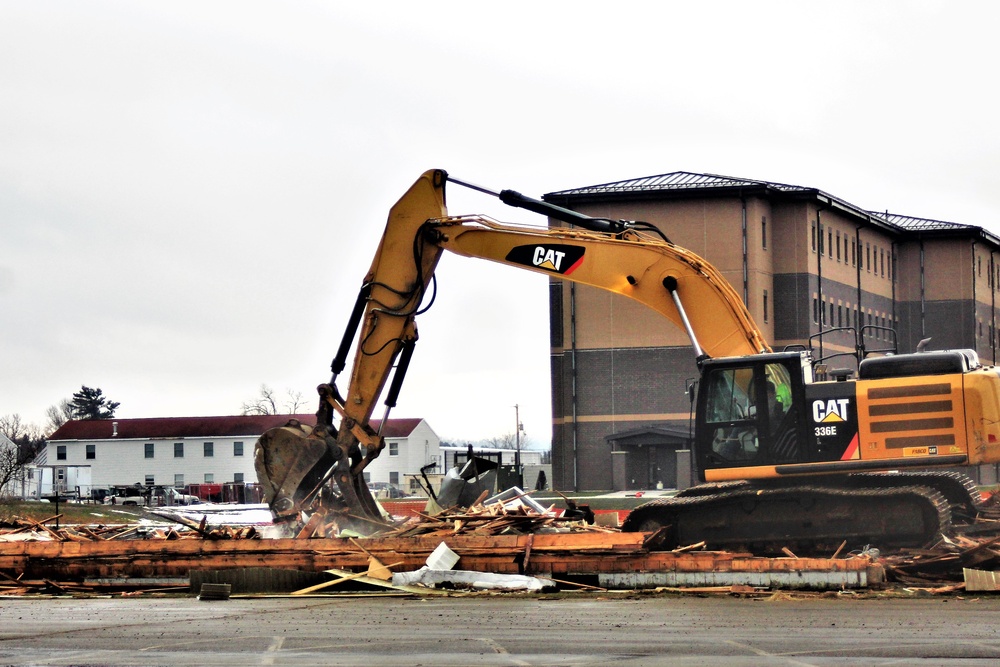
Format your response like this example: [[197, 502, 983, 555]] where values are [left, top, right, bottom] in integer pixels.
[[48, 415, 424, 441]]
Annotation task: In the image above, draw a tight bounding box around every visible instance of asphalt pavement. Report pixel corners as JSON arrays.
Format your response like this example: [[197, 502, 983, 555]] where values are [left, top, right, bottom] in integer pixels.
[[1, 593, 1000, 666]]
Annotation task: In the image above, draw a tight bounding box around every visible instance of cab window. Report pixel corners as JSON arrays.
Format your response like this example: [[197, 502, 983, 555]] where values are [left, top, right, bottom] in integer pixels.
[[704, 367, 758, 462]]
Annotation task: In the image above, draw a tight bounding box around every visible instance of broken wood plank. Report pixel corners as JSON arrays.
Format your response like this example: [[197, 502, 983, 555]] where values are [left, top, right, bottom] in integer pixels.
[[325, 568, 452, 596]]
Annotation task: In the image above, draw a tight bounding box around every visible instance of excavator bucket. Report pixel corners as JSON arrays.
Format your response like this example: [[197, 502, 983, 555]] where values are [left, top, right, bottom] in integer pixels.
[[254, 417, 390, 533], [254, 420, 335, 521]]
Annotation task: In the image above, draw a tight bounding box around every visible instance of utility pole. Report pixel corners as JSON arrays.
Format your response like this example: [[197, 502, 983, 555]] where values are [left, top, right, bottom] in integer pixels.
[[514, 404, 523, 469]]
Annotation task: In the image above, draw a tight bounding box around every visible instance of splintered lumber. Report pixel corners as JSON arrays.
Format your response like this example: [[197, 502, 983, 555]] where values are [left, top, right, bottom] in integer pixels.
[[291, 562, 405, 595], [324, 568, 452, 596], [0, 530, 882, 592]]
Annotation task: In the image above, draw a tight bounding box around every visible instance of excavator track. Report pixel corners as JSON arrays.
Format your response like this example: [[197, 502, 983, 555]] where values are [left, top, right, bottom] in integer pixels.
[[622, 483, 951, 555], [843, 471, 983, 522]]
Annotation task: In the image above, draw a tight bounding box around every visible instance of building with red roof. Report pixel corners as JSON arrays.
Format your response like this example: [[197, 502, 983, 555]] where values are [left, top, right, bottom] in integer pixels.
[[45, 414, 441, 497]]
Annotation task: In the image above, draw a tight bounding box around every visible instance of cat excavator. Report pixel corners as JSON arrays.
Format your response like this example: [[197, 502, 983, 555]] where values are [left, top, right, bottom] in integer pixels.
[[254, 169, 1000, 552]]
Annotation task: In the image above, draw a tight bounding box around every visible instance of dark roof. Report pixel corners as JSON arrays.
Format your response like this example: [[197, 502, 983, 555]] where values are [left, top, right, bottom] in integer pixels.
[[548, 171, 812, 197], [48, 415, 424, 441], [869, 211, 1000, 245], [543, 171, 894, 235], [874, 211, 974, 232]]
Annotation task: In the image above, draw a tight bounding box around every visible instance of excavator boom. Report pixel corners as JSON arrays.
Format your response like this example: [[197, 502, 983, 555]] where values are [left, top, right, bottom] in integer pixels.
[[254, 169, 769, 529]]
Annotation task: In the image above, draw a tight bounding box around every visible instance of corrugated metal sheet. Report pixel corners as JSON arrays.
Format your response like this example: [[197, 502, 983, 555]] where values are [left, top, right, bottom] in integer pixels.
[[599, 568, 871, 590], [963, 567, 1000, 592]]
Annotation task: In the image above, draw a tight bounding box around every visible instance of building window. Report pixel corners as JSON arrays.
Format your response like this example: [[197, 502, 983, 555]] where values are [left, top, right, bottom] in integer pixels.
[[851, 239, 856, 266], [174, 474, 184, 487], [866, 243, 871, 271], [144, 474, 155, 486], [828, 229, 833, 258], [234, 473, 244, 483], [838, 305, 843, 327], [86, 444, 96, 460], [836, 231, 841, 261], [233, 441, 244, 457], [829, 302, 835, 326], [204, 442, 214, 457], [389, 442, 399, 456], [813, 297, 819, 324], [56, 445, 66, 461], [145, 442, 154, 459], [204, 473, 214, 483], [811, 223, 816, 252], [389, 471, 399, 486], [761, 216, 767, 249], [174, 442, 184, 458], [763, 290, 768, 323]]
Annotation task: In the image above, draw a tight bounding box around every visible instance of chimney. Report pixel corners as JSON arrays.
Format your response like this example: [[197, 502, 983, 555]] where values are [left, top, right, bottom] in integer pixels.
[[112, 422, 118, 437]]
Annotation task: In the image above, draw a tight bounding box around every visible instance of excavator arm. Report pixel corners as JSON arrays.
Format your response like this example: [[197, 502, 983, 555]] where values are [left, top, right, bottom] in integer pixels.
[[254, 169, 770, 530]]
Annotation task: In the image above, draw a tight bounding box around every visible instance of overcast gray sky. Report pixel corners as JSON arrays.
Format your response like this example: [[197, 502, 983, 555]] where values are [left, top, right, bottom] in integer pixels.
[[2, 1, 997, 447]]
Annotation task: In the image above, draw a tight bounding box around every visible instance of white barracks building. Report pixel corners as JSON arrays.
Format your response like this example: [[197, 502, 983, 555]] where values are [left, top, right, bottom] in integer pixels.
[[45, 415, 441, 493]]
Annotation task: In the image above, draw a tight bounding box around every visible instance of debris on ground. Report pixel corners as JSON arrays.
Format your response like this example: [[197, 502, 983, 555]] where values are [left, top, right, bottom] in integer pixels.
[[0, 514, 259, 542], [6, 490, 1000, 598], [392, 567, 557, 592], [881, 532, 1000, 589]]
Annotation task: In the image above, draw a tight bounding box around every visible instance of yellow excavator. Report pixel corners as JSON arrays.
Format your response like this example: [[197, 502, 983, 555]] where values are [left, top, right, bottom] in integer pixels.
[[255, 169, 1000, 552]]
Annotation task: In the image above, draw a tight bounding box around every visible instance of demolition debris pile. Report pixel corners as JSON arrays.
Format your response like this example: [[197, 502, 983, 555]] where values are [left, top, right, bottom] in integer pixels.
[[3, 490, 1000, 596], [0, 513, 258, 543], [296, 490, 607, 540]]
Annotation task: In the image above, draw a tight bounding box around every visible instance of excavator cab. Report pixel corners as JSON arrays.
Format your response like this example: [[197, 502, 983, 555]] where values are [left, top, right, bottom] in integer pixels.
[[695, 351, 812, 480]]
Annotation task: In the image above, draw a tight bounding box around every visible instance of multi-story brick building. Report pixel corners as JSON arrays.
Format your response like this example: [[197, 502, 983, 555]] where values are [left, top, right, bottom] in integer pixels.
[[543, 172, 1000, 491]]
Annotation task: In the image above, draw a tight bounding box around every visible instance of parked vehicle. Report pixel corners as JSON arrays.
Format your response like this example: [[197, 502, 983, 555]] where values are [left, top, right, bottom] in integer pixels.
[[104, 486, 148, 506], [165, 487, 201, 506]]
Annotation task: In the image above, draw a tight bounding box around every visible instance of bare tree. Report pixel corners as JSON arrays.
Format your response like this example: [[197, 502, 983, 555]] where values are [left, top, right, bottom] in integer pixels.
[[0, 428, 35, 498], [284, 389, 307, 413], [242, 384, 278, 415], [485, 431, 531, 450], [0, 414, 29, 442], [45, 399, 74, 433], [0, 414, 45, 461], [241, 385, 309, 416], [0, 443, 24, 498]]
